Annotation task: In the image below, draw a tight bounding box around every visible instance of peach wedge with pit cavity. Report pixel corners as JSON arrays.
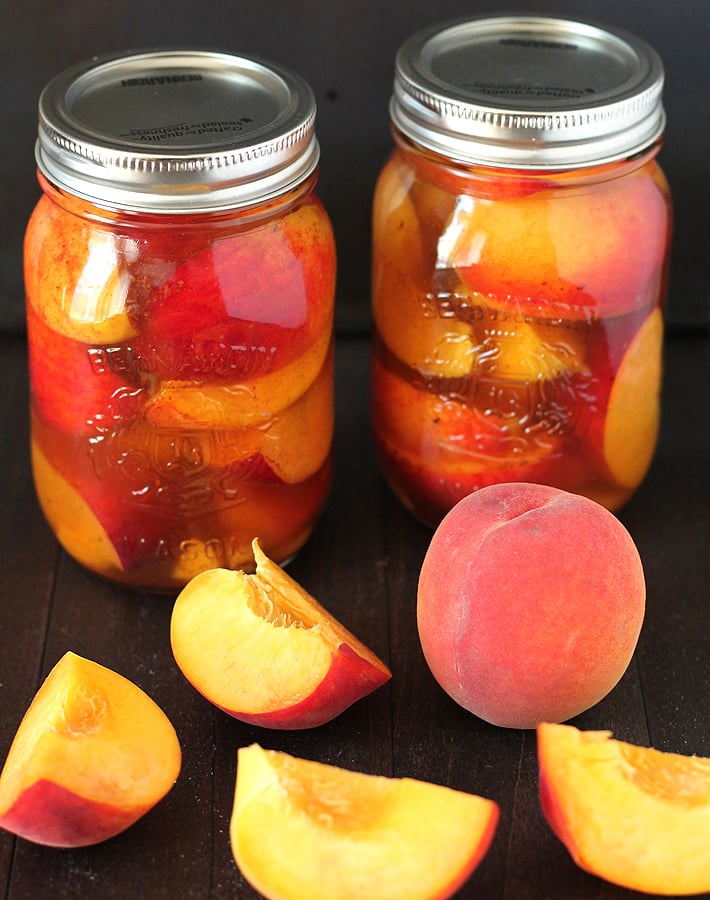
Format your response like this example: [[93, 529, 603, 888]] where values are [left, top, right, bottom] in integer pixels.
[[230, 743, 499, 900], [538, 722, 710, 895], [0, 652, 181, 847], [170, 539, 391, 729]]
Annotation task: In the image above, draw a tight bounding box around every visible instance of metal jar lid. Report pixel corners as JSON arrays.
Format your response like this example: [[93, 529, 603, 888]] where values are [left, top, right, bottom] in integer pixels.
[[391, 15, 666, 169], [36, 49, 320, 213]]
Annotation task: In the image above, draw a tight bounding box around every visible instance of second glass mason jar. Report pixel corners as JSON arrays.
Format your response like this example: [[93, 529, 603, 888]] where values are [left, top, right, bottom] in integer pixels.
[[26, 50, 336, 590], [371, 15, 672, 526]]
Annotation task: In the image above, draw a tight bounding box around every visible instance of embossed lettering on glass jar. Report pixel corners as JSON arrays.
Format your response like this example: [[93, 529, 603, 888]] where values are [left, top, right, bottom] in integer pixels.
[[371, 15, 671, 525], [26, 50, 336, 589]]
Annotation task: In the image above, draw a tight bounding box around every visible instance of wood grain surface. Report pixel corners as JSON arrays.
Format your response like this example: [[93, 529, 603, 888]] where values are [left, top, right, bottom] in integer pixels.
[[1, 329, 708, 899]]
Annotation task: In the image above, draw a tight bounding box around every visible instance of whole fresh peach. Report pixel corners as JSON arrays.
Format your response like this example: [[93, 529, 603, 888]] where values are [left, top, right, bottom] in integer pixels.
[[417, 483, 645, 729]]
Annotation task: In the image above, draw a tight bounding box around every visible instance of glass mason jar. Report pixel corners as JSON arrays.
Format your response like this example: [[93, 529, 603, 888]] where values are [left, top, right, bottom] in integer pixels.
[[26, 50, 336, 590], [371, 16, 672, 526]]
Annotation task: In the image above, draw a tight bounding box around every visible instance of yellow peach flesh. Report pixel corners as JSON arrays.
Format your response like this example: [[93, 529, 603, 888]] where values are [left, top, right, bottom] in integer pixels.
[[538, 722, 710, 895], [603, 307, 663, 488], [231, 744, 499, 900], [25, 196, 137, 345], [143, 327, 332, 430], [372, 157, 474, 379], [30, 439, 123, 575], [445, 165, 668, 320], [0, 652, 181, 846], [260, 343, 334, 483], [170, 539, 390, 719], [172, 568, 333, 713], [469, 317, 588, 383]]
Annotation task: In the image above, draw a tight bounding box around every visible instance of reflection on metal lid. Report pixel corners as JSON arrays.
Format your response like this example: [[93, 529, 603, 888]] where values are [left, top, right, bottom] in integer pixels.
[[391, 15, 665, 168], [37, 49, 319, 212]]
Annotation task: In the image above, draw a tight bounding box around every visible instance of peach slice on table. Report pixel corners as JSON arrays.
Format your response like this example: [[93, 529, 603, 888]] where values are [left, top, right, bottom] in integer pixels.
[[538, 722, 710, 895], [602, 307, 664, 489], [230, 744, 499, 900], [170, 538, 391, 729], [0, 652, 181, 848]]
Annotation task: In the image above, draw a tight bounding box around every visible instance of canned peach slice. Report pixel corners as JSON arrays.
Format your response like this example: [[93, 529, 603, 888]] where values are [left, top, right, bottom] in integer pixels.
[[470, 317, 589, 383], [98, 416, 268, 474], [154, 454, 332, 586], [261, 343, 334, 483], [27, 304, 143, 436], [603, 308, 663, 488], [25, 196, 137, 345], [371, 353, 562, 476], [31, 432, 193, 581], [376, 428, 566, 527], [204, 458, 332, 576], [408, 174, 458, 240], [167, 536, 256, 587], [373, 158, 473, 378], [30, 439, 123, 576], [134, 201, 335, 381], [281, 199, 337, 337], [445, 169, 669, 320], [143, 329, 331, 430]]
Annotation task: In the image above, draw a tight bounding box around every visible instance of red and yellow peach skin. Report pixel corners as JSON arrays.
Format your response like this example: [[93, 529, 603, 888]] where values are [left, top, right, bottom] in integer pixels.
[[170, 539, 390, 728], [417, 482, 645, 728], [0, 652, 180, 847]]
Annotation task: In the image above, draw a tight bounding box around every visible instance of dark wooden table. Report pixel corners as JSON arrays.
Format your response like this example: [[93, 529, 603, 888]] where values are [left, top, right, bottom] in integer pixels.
[[1, 325, 709, 899]]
